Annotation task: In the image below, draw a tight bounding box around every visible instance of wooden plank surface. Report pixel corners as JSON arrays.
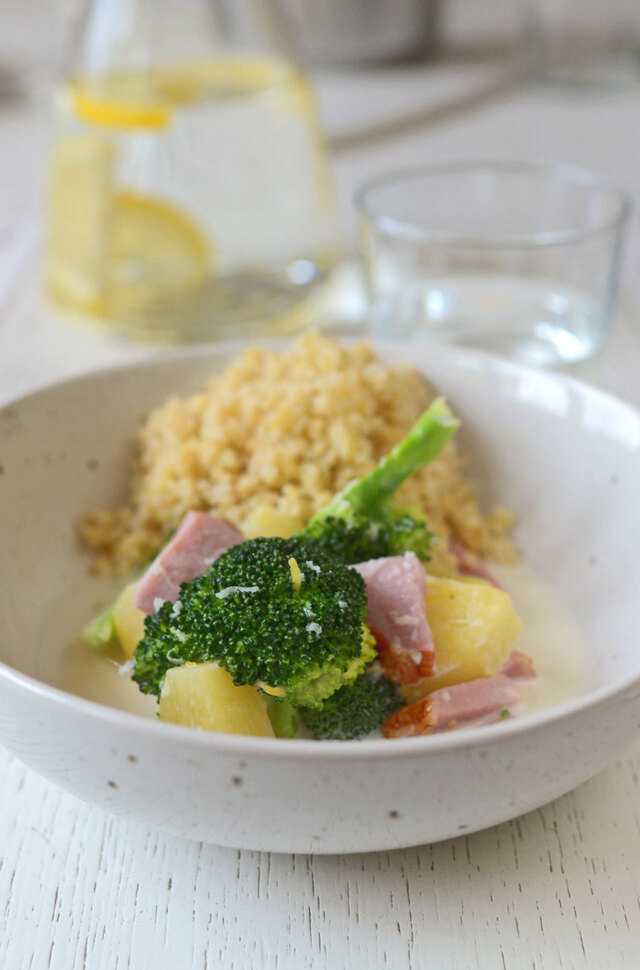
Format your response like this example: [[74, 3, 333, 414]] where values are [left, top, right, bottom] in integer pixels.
[[1, 739, 639, 970], [1, 58, 640, 970], [1, 282, 639, 969]]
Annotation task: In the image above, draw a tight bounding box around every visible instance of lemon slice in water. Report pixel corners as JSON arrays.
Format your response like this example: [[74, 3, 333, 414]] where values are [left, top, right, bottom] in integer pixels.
[[71, 74, 172, 130], [111, 192, 211, 293], [71, 57, 297, 127], [46, 134, 116, 314], [46, 134, 210, 317]]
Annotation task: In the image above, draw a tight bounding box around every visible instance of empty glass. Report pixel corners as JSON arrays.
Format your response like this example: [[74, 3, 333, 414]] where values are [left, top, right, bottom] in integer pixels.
[[356, 161, 631, 367]]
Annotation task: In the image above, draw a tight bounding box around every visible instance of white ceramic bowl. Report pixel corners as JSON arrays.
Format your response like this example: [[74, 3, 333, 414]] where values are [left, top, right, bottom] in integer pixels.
[[0, 341, 639, 854]]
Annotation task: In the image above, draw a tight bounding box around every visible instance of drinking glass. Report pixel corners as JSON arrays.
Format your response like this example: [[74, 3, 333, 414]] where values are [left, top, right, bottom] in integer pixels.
[[356, 161, 631, 367]]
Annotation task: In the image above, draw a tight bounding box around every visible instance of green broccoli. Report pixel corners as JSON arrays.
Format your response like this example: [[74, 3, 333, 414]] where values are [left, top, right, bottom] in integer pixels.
[[300, 671, 403, 740], [82, 560, 149, 648], [82, 599, 117, 647], [300, 509, 435, 565], [132, 537, 374, 707], [266, 696, 299, 738], [130, 398, 459, 724], [300, 397, 460, 564]]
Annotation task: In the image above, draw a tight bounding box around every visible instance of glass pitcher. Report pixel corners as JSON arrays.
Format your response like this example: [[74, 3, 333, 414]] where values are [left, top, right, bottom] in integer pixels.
[[44, 0, 337, 341]]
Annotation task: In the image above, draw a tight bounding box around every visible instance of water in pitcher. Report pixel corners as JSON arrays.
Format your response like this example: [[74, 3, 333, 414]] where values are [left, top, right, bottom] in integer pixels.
[[45, 0, 337, 341]]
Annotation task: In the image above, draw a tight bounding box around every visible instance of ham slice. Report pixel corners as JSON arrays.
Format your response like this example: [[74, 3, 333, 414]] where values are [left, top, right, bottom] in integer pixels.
[[134, 511, 243, 614], [501, 650, 536, 679], [382, 674, 521, 738], [449, 539, 501, 589], [354, 553, 436, 683]]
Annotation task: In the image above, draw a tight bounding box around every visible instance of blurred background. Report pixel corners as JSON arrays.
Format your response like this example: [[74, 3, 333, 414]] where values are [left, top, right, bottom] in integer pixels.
[[0, 0, 639, 381]]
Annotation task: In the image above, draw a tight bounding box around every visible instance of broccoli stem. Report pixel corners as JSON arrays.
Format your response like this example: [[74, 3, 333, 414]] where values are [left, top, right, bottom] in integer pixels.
[[312, 397, 460, 520], [81, 599, 116, 647], [82, 565, 146, 648], [266, 696, 299, 738]]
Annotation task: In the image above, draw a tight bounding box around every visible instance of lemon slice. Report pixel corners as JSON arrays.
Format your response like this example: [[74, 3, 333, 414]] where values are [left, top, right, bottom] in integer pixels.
[[46, 134, 211, 316], [45, 134, 115, 313], [111, 191, 211, 294], [71, 75, 172, 130], [70, 57, 299, 129]]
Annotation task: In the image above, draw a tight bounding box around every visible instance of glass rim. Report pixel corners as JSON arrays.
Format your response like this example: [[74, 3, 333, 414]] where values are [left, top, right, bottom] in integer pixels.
[[355, 160, 633, 250]]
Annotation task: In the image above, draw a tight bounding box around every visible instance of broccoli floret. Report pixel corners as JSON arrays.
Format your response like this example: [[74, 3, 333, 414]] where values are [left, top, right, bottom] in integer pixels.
[[132, 537, 370, 707], [299, 397, 459, 564], [130, 399, 460, 722], [300, 671, 403, 740], [294, 624, 377, 706], [302, 509, 435, 565]]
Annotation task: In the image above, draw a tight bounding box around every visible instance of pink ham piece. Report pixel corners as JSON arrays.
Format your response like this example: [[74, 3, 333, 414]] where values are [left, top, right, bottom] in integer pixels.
[[354, 552, 436, 683], [133, 511, 244, 615], [449, 539, 501, 589], [502, 650, 536, 679], [382, 674, 521, 738]]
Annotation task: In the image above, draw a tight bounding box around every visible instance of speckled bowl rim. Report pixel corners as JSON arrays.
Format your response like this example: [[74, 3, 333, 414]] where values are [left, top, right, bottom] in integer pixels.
[[1, 340, 639, 762]]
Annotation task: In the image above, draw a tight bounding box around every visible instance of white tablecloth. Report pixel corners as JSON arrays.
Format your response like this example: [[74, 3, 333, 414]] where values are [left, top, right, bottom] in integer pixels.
[[1, 54, 640, 970]]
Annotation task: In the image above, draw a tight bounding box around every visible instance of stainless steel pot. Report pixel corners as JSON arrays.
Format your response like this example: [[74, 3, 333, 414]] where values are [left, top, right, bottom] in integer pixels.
[[282, 0, 440, 66]]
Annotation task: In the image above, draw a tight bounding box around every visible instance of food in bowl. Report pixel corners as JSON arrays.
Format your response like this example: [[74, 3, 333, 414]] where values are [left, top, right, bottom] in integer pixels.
[[79, 333, 516, 576], [79, 335, 571, 741], [3, 336, 628, 851]]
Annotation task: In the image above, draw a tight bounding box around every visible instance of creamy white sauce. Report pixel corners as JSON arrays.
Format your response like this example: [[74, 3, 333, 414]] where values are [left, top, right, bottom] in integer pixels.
[[37, 580, 157, 719], [490, 562, 592, 717], [42, 562, 591, 729], [54, 637, 158, 718]]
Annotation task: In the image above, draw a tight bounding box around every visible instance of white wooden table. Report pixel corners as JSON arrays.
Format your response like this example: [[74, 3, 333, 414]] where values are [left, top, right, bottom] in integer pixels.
[[1, 53, 640, 970]]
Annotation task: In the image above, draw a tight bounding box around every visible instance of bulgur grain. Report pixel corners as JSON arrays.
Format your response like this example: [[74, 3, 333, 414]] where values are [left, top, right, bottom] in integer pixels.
[[79, 333, 516, 575]]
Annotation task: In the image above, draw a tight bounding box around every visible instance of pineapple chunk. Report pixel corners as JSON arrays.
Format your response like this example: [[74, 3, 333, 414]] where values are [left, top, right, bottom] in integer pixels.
[[113, 581, 146, 659], [241, 504, 304, 539], [158, 662, 275, 737], [403, 574, 522, 703]]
